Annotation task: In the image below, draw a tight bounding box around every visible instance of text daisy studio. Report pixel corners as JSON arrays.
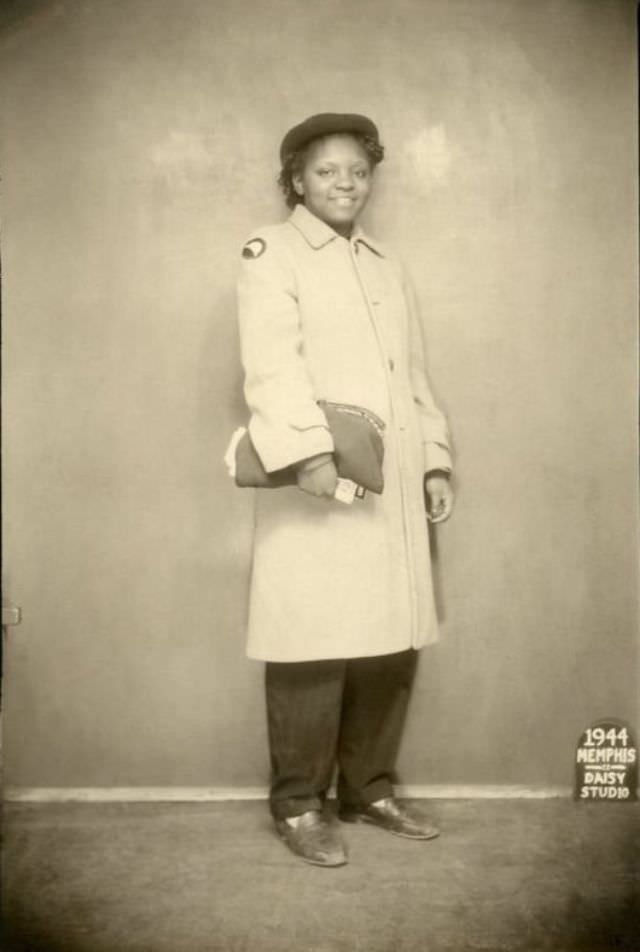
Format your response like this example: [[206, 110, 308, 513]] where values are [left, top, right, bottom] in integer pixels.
[[575, 720, 638, 801]]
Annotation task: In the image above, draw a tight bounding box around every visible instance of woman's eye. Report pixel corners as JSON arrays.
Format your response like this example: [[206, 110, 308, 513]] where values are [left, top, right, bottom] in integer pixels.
[[355, 170, 368, 179], [316, 168, 332, 177]]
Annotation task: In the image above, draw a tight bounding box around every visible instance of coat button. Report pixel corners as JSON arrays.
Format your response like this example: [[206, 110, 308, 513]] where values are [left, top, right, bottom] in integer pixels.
[[388, 358, 395, 371]]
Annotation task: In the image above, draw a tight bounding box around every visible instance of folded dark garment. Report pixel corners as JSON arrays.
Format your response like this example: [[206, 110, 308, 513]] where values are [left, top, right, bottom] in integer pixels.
[[234, 401, 386, 494]]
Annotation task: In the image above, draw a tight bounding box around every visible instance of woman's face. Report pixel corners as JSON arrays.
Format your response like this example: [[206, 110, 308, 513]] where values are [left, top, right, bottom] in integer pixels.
[[292, 134, 373, 236]]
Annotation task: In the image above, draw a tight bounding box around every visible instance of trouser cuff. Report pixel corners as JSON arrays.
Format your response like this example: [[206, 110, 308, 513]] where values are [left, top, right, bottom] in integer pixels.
[[337, 777, 394, 810], [270, 795, 325, 821]]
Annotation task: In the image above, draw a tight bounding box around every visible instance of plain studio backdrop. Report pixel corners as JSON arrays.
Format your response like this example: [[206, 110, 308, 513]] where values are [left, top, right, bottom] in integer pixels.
[[0, 0, 637, 797]]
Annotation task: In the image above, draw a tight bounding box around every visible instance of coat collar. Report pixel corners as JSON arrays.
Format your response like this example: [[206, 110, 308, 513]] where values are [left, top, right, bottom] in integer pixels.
[[288, 204, 385, 257]]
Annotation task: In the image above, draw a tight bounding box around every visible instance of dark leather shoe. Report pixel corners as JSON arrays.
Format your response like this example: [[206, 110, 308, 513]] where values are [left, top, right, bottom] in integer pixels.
[[338, 797, 440, 840], [275, 810, 348, 866]]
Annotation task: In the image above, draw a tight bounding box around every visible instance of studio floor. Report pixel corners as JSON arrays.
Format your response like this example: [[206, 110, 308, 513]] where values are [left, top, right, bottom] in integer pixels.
[[1, 798, 638, 952]]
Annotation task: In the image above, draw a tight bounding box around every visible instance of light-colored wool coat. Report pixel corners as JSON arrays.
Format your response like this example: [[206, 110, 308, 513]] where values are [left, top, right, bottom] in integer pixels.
[[237, 203, 452, 662]]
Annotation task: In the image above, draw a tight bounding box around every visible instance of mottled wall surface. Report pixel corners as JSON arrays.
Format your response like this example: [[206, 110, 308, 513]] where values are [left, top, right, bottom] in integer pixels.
[[1, 0, 637, 789]]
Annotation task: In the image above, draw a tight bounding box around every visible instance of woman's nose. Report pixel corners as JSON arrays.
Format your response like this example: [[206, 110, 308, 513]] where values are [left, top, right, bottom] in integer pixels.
[[335, 173, 355, 190]]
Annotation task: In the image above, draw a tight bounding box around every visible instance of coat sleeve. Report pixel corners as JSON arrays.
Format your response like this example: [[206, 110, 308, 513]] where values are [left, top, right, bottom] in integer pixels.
[[237, 230, 334, 473], [403, 271, 453, 475]]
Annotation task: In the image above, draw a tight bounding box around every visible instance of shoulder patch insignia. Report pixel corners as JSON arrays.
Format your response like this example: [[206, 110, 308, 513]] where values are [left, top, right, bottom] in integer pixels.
[[242, 237, 267, 260]]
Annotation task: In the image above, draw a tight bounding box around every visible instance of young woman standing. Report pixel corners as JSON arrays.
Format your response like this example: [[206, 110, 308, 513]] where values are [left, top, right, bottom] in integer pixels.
[[235, 113, 454, 867]]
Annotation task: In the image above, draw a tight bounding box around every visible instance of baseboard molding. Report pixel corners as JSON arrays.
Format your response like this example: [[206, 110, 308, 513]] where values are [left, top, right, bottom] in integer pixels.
[[401, 784, 571, 799], [3, 784, 572, 803]]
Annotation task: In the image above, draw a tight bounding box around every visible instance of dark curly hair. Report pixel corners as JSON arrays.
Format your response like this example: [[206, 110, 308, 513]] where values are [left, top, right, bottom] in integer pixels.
[[277, 133, 385, 209]]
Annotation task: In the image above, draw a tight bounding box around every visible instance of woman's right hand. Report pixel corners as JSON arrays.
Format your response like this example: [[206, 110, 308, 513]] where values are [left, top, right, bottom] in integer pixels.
[[296, 454, 338, 498]]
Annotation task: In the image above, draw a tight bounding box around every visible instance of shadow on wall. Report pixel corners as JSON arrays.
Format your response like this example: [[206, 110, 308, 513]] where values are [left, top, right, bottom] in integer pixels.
[[0, 0, 59, 34]]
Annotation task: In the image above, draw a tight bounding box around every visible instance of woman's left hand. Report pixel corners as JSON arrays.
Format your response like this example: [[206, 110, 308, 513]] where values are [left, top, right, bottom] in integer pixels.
[[424, 475, 454, 524]]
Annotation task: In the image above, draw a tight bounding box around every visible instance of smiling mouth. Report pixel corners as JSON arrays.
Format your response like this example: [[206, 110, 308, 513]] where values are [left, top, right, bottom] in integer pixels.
[[332, 197, 356, 206]]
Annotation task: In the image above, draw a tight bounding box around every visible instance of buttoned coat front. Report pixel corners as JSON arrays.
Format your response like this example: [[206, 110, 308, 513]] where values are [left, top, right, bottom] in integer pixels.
[[237, 204, 452, 662]]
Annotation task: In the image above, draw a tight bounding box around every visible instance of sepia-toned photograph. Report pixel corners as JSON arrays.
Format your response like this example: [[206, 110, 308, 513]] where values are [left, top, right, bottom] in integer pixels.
[[1, 0, 638, 950]]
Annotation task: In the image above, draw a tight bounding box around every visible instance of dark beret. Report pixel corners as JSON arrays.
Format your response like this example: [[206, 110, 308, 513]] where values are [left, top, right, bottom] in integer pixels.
[[279, 113, 380, 163]]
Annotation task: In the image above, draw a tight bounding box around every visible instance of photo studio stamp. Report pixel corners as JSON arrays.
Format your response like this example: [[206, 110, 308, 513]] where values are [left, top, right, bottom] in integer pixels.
[[574, 719, 638, 802]]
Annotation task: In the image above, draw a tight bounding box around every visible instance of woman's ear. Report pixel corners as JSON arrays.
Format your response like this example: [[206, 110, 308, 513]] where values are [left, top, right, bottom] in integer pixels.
[[292, 173, 304, 197]]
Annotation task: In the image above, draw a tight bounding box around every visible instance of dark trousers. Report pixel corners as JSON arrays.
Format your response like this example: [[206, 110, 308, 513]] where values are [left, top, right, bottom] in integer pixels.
[[265, 649, 418, 820]]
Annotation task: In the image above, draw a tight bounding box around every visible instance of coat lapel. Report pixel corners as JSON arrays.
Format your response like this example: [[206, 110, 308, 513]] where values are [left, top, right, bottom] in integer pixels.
[[288, 204, 386, 258]]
